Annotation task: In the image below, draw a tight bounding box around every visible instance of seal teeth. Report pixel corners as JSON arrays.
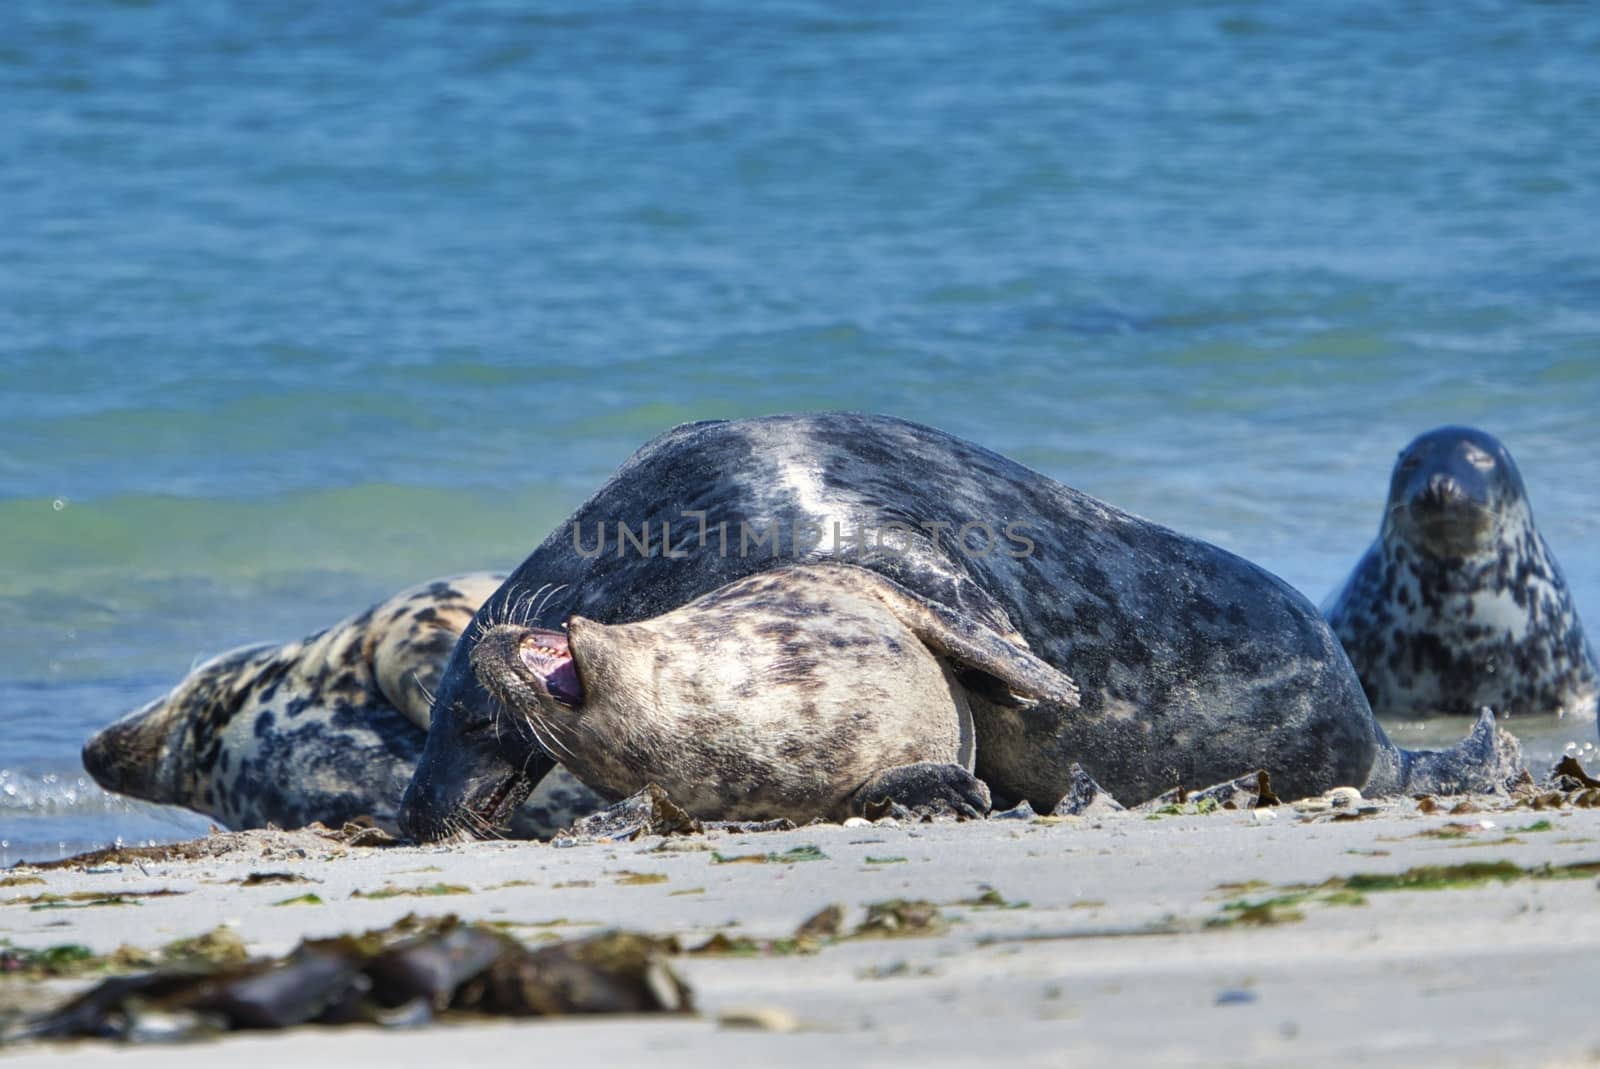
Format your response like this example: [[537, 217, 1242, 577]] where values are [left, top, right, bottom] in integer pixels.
[[519, 633, 573, 667]]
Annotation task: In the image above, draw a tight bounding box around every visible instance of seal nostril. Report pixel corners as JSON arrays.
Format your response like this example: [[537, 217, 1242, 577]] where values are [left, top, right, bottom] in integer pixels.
[[1418, 474, 1462, 506]]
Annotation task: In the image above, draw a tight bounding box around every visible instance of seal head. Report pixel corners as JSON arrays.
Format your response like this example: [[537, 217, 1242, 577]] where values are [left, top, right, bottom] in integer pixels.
[[83, 640, 427, 832], [1325, 426, 1599, 720], [1385, 425, 1526, 559]]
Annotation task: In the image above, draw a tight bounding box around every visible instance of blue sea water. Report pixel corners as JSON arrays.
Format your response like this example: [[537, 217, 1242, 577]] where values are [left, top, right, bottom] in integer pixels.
[[3, 0, 1598, 862]]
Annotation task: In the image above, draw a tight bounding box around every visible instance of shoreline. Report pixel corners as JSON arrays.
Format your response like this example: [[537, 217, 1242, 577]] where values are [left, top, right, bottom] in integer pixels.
[[10, 707, 1597, 868], [5, 795, 1600, 1067]]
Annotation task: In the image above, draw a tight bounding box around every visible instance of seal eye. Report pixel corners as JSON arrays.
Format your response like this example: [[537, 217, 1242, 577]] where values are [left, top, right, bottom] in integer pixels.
[[1463, 447, 1495, 471]]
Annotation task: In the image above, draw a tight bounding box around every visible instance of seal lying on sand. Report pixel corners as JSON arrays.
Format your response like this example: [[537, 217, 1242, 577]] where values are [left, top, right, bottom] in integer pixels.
[[1325, 426, 1599, 721], [400, 413, 1519, 840], [82, 575, 602, 837], [472, 563, 1080, 822]]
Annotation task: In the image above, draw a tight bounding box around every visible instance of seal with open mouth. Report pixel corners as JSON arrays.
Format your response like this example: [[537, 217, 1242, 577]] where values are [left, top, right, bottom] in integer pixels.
[[1325, 426, 1599, 721], [399, 413, 1519, 840], [470, 563, 1080, 822]]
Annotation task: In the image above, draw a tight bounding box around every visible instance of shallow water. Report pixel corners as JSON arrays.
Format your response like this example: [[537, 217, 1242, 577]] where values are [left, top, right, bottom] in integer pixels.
[[3, 0, 1598, 861]]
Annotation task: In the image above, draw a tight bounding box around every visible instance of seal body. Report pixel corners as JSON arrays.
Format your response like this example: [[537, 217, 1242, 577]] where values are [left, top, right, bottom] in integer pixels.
[[402, 413, 1518, 840], [470, 563, 1079, 822], [82, 574, 602, 836], [1325, 426, 1599, 720]]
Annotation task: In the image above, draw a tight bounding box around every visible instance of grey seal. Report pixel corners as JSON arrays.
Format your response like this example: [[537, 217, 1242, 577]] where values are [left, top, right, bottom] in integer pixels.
[[400, 413, 1518, 840], [82, 574, 602, 837], [471, 562, 1081, 822], [1325, 425, 1599, 721]]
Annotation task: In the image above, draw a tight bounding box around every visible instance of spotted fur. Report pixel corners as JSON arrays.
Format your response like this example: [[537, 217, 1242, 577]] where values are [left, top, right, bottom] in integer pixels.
[[82, 574, 603, 837], [402, 414, 1520, 840], [471, 564, 1078, 822], [1325, 426, 1599, 721]]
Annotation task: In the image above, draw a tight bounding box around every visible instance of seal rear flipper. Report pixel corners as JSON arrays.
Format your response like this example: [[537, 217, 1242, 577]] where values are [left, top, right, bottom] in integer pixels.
[[1389, 709, 1524, 796], [856, 570, 1080, 710], [849, 762, 992, 820]]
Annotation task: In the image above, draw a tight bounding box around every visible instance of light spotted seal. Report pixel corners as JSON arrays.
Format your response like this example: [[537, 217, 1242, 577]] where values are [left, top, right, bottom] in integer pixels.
[[82, 574, 603, 837], [471, 563, 1080, 822], [1325, 426, 1599, 721], [400, 413, 1519, 840]]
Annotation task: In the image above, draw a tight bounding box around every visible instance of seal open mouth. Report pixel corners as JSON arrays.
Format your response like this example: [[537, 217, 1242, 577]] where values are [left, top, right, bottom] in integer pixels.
[[467, 771, 534, 832], [518, 629, 584, 708]]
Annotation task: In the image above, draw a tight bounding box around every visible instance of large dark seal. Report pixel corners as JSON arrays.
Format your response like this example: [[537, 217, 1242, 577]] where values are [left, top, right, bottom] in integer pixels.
[[82, 574, 602, 837], [401, 413, 1518, 840], [1325, 425, 1599, 721]]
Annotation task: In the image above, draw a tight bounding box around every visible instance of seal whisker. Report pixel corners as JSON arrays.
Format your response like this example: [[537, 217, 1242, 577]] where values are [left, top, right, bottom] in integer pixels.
[[533, 583, 569, 624], [526, 717, 569, 762], [515, 585, 554, 627], [456, 805, 490, 838], [506, 589, 533, 628], [411, 672, 435, 709], [494, 693, 542, 753], [482, 595, 508, 633], [522, 708, 575, 764], [1387, 500, 1498, 521]]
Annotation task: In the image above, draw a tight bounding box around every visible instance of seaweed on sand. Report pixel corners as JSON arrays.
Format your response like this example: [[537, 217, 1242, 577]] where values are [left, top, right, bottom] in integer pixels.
[[4, 915, 691, 1045]]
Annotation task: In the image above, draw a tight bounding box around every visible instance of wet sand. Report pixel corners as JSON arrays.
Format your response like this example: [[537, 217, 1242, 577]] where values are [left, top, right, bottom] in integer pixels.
[[3, 797, 1600, 1068]]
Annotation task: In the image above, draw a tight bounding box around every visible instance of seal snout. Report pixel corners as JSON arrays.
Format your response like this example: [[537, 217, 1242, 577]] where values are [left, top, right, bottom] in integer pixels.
[[82, 712, 163, 799], [1398, 476, 1493, 555], [81, 732, 124, 792]]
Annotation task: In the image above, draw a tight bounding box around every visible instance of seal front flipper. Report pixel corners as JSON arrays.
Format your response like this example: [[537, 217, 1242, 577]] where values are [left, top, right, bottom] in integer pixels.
[[846, 566, 1080, 710], [849, 762, 993, 820]]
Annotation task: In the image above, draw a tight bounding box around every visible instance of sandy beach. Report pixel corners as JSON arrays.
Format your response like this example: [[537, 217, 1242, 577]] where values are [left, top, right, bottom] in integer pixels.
[[4, 793, 1600, 1068]]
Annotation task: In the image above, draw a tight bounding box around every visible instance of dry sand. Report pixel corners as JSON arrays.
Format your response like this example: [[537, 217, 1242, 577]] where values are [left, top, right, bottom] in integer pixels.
[[3, 796, 1600, 1068]]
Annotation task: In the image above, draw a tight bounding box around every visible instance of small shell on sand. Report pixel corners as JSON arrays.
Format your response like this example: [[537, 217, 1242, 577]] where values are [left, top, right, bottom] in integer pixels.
[[1326, 787, 1364, 808], [718, 1006, 801, 1032]]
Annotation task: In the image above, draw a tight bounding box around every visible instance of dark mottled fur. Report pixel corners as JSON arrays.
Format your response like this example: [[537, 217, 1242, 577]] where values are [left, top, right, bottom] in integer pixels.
[[402, 414, 1518, 839], [83, 574, 602, 837], [471, 564, 1077, 822], [1325, 426, 1599, 721]]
